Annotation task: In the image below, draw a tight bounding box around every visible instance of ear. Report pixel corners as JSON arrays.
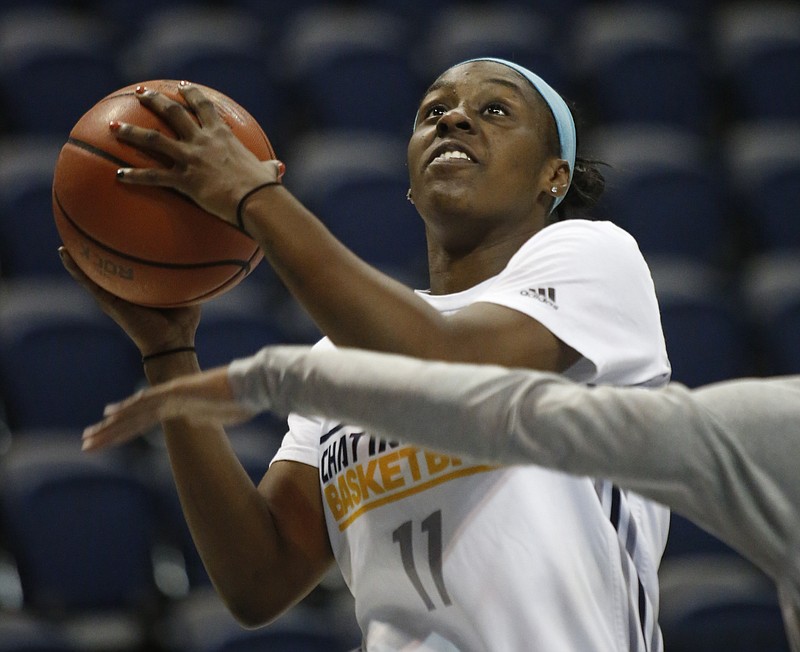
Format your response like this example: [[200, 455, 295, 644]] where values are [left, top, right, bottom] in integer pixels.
[[536, 158, 571, 213], [545, 159, 571, 199]]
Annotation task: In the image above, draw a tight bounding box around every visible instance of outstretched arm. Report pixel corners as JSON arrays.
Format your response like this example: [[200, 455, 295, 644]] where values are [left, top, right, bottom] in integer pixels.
[[85, 345, 800, 601], [230, 346, 800, 584]]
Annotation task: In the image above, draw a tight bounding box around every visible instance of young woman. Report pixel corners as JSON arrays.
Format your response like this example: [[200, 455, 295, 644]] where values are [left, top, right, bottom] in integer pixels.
[[67, 58, 671, 650]]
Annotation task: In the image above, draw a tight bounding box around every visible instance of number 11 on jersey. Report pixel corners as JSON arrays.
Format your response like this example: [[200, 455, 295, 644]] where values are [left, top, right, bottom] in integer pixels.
[[392, 509, 452, 611]]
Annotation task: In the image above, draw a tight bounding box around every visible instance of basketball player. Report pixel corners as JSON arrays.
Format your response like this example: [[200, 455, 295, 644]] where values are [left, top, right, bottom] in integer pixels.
[[82, 344, 800, 652], [68, 58, 672, 650]]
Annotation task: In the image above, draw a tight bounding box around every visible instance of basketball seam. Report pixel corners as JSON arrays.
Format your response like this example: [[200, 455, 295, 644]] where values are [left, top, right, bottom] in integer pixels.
[[53, 190, 254, 272], [63, 138, 260, 238], [66, 137, 131, 168]]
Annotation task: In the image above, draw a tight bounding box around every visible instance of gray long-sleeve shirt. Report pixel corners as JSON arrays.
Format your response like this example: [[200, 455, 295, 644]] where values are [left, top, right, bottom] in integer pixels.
[[228, 345, 800, 650]]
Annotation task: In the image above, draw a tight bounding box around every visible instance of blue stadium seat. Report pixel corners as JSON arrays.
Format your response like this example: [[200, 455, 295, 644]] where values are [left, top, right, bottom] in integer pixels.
[[280, 7, 420, 135], [659, 554, 790, 652], [0, 611, 77, 652], [160, 587, 353, 652], [590, 126, 729, 264], [0, 279, 142, 430], [615, 0, 716, 21], [0, 136, 64, 279], [664, 514, 739, 559], [0, 9, 122, 135], [572, 5, 712, 132], [123, 6, 286, 152], [287, 131, 428, 284], [726, 122, 800, 254], [417, 6, 566, 95], [713, 3, 800, 121], [649, 257, 752, 387], [741, 252, 800, 376], [195, 283, 289, 369], [0, 438, 160, 650], [98, 0, 204, 29], [228, 0, 324, 28]]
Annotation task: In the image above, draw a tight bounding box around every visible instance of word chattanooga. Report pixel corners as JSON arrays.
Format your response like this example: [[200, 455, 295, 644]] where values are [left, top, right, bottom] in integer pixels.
[[320, 426, 494, 531]]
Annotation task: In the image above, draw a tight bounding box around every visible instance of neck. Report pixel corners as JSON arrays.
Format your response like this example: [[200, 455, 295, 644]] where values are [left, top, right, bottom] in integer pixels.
[[426, 226, 544, 294]]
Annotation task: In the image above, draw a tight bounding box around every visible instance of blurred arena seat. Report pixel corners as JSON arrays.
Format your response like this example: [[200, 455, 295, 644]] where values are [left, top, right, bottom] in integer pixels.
[[659, 554, 790, 652], [122, 6, 287, 152], [286, 130, 428, 284], [572, 4, 713, 132], [741, 251, 800, 376], [0, 8, 122, 135], [279, 7, 420, 135], [589, 126, 729, 264], [0, 136, 65, 279], [159, 587, 354, 652], [0, 279, 141, 430], [664, 513, 739, 560], [649, 256, 752, 387], [194, 282, 289, 369], [416, 5, 566, 95], [713, 2, 800, 122], [0, 438, 161, 650], [726, 121, 800, 254], [615, 0, 717, 20], [0, 611, 77, 652]]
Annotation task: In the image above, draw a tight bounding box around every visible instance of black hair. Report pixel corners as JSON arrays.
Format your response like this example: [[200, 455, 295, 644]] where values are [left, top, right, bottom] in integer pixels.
[[540, 99, 607, 223], [551, 155, 607, 223]]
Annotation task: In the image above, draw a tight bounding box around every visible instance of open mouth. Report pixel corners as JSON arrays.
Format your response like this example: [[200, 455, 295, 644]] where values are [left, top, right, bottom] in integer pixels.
[[427, 143, 478, 167]]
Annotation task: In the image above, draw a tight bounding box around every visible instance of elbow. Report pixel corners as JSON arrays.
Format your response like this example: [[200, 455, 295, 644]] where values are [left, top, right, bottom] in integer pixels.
[[224, 592, 286, 629], [230, 608, 273, 630], [213, 576, 291, 629]]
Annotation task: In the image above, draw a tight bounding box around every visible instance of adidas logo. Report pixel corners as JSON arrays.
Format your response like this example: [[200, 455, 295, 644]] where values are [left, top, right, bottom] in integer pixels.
[[520, 286, 558, 309]]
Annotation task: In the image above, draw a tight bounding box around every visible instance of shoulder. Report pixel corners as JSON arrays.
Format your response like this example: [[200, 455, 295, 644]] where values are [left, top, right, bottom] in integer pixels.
[[506, 219, 648, 280], [513, 220, 641, 263]]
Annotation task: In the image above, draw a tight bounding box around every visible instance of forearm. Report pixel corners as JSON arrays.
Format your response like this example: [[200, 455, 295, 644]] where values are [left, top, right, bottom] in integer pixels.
[[144, 353, 319, 623], [239, 187, 448, 355], [228, 347, 795, 578], [228, 345, 558, 465]]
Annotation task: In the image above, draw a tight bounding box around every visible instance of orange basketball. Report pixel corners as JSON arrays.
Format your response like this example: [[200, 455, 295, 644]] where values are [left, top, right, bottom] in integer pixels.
[[52, 80, 273, 307]]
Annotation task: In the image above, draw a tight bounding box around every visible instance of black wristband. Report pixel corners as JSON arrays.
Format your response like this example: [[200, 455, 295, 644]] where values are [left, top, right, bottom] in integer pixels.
[[236, 181, 280, 232], [142, 346, 196, 364]]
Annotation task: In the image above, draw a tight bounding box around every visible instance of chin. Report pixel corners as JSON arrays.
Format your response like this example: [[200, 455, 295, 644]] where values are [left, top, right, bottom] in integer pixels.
[[418, 181, 478, 216]]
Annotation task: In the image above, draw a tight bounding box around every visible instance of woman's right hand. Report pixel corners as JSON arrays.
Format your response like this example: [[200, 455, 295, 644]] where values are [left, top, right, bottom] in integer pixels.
[[59, 246, 201, 358]]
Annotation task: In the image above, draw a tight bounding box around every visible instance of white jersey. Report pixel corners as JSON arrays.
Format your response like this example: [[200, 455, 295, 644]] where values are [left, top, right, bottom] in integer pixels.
[[269, 220, 671, 651], [231, 354, 800, 652]]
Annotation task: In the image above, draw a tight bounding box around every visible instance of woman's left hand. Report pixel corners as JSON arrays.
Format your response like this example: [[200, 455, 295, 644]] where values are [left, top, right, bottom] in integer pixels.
[[111, 82, 283, 226]]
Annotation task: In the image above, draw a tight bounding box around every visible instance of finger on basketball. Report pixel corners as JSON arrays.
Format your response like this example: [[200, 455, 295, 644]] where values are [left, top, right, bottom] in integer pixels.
[[111, 120, 185, 161], [116, 166, 177, 189], [178, 82, 221, 126], [136, 87, 198, 139]]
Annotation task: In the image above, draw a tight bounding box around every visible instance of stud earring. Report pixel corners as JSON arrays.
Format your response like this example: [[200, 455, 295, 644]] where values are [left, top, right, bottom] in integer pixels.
[[551, 186, 559, 194], [406, 189, 414, 204]]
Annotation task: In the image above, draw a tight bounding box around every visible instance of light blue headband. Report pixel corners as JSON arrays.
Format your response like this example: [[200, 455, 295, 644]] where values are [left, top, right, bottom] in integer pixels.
[[436, 57, 577, 212]]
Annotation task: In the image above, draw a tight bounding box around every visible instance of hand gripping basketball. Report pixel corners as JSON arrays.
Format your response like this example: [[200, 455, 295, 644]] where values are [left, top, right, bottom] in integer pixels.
[[112, 82, 285, 226], [52, 79, 278, 307]]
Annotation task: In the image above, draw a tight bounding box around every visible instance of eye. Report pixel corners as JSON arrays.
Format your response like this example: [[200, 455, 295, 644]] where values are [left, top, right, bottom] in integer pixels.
[[484, 103, 509, 116], [424, 104, 447, 119]]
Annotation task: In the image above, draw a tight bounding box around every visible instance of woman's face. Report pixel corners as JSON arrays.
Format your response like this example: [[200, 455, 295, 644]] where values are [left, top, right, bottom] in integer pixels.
[[407, 61, 559, 240]]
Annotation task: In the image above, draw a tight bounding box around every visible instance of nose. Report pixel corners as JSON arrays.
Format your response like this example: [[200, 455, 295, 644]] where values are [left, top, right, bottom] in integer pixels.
[[435, 107, 473, 137]]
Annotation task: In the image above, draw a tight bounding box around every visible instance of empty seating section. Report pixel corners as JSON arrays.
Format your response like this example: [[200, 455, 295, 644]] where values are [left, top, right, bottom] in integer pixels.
[[0, 1, 796, 650]]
